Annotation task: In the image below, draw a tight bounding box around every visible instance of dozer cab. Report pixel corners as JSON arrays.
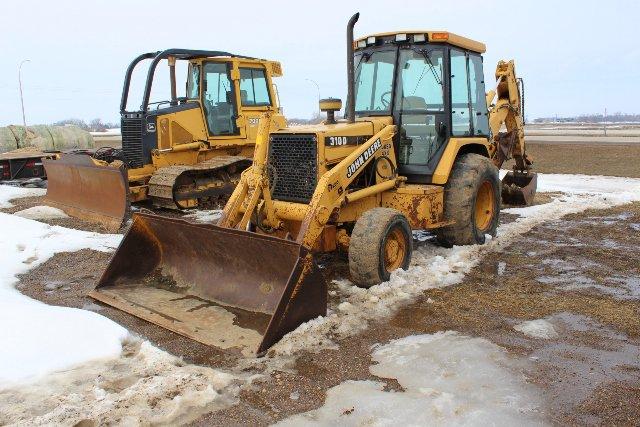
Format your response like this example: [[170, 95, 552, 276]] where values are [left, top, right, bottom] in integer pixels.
[[44, 49, 286, 230], [91, 14, 537, 355]]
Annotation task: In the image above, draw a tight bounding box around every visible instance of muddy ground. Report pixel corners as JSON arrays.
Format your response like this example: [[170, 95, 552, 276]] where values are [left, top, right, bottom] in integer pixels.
[[3, 141, 640, 425], [9, 199, 640, 426]]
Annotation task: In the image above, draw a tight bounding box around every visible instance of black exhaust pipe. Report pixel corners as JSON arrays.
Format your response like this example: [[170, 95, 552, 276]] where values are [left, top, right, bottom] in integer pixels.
[[346, 12, 359, 123]]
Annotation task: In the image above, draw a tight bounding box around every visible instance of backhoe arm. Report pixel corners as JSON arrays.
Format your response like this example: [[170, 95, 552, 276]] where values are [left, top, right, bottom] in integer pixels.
[[488, 60, 531, 172], [488, 60, 537, 205]]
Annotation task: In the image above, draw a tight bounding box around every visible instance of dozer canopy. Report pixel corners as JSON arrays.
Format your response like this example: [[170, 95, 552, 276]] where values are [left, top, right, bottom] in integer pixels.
[[90, 213, 325, 356], [43, 154, 129, 231]]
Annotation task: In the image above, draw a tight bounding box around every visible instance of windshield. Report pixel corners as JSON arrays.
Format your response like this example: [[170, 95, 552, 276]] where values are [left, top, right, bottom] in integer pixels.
[[354, 50, 396, 114]]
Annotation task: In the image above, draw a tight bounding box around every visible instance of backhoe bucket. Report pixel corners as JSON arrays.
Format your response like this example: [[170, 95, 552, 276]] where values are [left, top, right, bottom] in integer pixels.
[[43, 154, 129, 231], [501, 171, 538, 206], [89, 212, 326, 356]]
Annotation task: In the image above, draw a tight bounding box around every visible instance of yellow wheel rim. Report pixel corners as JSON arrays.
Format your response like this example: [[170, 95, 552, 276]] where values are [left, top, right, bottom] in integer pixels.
[[475, 180, 495, 232], [384, 227, 407, 272]]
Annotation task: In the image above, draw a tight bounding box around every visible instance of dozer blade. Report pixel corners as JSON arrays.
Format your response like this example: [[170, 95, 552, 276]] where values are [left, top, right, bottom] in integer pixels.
[[43, 154, 129, 231], [89, 212, 325, 356], [501, 171, 538, 206]]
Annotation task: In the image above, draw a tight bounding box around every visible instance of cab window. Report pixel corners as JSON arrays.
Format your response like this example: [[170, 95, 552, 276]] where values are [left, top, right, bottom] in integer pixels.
[[187, 64, 200, 99], [450, 49, 471, 136], [239, 68, 271, 106], [354, 50, 396, 114], [469, 54, 490, 135]]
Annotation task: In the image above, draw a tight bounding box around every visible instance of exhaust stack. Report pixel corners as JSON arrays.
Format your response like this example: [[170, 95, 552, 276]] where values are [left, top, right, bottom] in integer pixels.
[[346, 12, 359, 123]]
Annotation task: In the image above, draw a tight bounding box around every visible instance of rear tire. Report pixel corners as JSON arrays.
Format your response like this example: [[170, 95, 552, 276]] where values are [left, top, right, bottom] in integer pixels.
[[349, 208, 413, 288], [435, 153, 500, 247]]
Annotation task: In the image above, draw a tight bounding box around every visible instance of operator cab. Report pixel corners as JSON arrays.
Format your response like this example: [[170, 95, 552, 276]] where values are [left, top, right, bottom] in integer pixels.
[[353, 32, 490, 183]]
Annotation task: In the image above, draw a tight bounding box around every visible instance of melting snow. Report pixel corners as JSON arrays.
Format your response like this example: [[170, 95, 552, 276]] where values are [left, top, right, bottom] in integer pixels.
[[183, 209, 223, 223], [0, 210, 125, 384], [514, 319, 559, 339], [14, 205, 69, 220], [0, 185, 45, 208], [276, 332, 544, 426]]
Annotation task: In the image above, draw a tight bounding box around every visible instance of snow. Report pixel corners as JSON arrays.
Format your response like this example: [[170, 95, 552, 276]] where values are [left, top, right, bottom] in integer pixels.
[[276, 332, 543, 426], [183, 209, 223, 223], [0, 186, 248, 423], [0, 210, 126, 384], [0, 185, 45, 208], [271, 173, 640, 357], [514, 319, 559, 339], [14, 205, 69, 220], [0, 339, 244, 426]]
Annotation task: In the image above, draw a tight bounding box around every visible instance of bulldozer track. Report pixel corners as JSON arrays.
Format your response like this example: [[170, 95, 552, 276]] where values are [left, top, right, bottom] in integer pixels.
[[148, 155, 252, 210]]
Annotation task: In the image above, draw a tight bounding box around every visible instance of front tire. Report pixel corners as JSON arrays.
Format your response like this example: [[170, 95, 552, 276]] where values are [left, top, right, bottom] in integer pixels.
[[349, 208, 413, 288], [436, 153, 500, 247]]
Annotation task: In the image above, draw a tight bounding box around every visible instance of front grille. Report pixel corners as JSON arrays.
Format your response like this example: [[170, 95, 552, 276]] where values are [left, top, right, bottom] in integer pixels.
[[269, 134, 317, 203], [121, 115, 144, 168]]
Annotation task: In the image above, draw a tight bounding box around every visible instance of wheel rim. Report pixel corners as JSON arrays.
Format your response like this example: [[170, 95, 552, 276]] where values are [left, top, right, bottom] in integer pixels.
[[474, 180, 495, 232], [384, 227, 407, 272]]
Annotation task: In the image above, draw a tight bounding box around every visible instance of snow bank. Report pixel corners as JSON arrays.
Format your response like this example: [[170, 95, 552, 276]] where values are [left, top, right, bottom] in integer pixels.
[[272, 174, 640, 357], [276, 332, 543, 426], [14, 205, 69, 220], [0, 211, 125, 384], [0, 185, 45, 208], [514, 319, 559, 339]]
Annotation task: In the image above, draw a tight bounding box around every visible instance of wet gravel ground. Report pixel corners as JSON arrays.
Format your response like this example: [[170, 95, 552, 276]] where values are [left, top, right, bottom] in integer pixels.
[[9, 193, 640, 426]]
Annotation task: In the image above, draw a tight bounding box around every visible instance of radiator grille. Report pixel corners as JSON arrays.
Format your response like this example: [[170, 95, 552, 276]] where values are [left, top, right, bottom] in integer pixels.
[[121, 116, 144, 168], [269, 134, 317, 203]]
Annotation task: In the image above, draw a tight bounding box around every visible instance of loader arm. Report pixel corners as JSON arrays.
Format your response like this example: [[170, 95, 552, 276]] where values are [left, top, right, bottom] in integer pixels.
[[296, 125, 398, 249]]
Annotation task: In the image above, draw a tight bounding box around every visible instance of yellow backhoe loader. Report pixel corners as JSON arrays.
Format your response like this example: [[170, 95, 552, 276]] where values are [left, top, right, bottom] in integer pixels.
[[90, 14, 537, 356], [43, 49, 286, 230]]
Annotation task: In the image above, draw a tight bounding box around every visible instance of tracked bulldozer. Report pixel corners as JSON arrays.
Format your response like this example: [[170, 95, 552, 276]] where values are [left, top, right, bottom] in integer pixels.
[[91, 14, 537, 355], [44, 49, 286, 230]]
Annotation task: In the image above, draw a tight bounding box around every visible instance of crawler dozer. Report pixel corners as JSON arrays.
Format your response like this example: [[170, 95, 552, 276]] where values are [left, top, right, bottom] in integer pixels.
[[44, 49, 286, 230], [91, 14, 536, 355]]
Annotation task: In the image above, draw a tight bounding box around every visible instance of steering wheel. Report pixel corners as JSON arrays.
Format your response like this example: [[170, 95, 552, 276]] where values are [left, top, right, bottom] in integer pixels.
[[380, 91, 392, 109]]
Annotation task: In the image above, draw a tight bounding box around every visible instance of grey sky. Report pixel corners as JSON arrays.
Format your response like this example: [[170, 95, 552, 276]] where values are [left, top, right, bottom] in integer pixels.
[[1, 0, 638, 126]]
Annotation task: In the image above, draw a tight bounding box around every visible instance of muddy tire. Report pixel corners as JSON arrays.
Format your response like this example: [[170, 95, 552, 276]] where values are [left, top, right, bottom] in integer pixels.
[[435, 153, 500, 247], [349, 208, 413, 288]]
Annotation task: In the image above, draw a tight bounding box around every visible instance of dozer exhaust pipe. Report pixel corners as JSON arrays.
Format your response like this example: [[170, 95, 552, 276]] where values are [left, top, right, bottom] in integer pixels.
[[346, 12, 359, 123]]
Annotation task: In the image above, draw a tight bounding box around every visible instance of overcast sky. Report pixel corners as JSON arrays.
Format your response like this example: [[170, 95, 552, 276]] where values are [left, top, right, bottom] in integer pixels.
[[1, 0, 638, 126]]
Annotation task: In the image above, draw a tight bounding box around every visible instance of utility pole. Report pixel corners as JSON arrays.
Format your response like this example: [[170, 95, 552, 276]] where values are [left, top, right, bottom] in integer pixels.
[[18, 59, 31, 129], [305, 78, 321, 118], [603, 107, 607, 137]]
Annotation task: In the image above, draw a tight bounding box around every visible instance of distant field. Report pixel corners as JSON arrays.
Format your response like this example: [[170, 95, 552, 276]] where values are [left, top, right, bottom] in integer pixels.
[[505, 143, 640, 178], [93, 127, 640, 178]]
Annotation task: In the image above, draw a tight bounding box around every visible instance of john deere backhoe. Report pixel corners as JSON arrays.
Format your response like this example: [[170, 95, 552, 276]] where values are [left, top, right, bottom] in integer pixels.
[[43, 49, 286, 230], [90, 14, 536, 356]]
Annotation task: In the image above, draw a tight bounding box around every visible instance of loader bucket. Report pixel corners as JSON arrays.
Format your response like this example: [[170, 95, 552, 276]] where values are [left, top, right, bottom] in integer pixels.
[[89, 212, 326, 356], [43, 154, 129, 231], [501, 171, 538, 206]]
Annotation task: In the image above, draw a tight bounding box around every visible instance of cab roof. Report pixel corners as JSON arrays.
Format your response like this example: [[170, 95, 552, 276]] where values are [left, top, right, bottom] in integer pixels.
[[355, 31, 486, 54]]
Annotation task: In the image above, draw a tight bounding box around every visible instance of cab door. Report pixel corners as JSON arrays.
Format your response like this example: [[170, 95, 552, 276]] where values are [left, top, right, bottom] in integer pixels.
[[201, 61, 242, 139], [394, 47, 448, 183]]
